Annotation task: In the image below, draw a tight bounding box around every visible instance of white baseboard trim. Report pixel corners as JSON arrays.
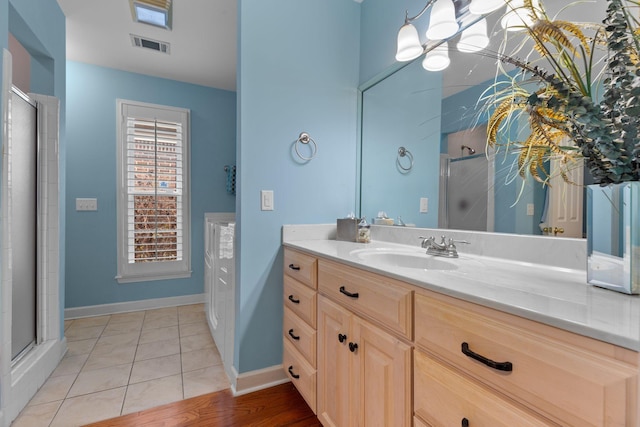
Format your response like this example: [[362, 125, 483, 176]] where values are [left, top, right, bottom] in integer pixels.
[[65, 294, 205, 319], [230, 364, 290, 397]]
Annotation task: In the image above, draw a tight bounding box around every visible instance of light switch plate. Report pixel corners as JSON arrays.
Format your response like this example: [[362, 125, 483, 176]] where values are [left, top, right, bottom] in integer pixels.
[[419, 197, 428, 213], [76, 198, 98, 211], [261, 190, 274, 211]]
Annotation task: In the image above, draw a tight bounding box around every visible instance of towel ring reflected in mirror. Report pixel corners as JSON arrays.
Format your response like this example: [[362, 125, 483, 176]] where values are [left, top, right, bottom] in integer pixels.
[[294, 132, 318, 161], [397, 146, 414, 172]]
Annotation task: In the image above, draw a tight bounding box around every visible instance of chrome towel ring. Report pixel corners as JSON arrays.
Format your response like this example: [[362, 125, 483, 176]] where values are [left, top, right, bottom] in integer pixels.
[[295, 132, 318, 161], [397, 146, 414, 172]]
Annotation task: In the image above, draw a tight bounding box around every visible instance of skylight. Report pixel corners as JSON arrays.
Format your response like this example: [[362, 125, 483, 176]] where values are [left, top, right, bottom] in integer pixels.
[[131, 1, 172, 30]]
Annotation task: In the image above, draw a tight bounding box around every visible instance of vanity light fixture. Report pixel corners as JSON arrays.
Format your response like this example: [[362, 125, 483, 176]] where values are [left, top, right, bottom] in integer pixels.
[[457, 17, 489, 53], [426, 0, 459, 40], [130, 0, 172, 30], [423, 42, 451, 71], [395, 0, 506, 71]]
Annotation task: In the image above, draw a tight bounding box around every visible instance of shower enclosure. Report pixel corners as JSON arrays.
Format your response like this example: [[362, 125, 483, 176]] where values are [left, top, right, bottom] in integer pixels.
[[440, 153, 494, 232]]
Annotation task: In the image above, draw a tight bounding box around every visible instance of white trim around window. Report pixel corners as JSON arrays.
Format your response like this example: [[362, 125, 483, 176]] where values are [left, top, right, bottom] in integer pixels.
[[116, 99, 191, 283]]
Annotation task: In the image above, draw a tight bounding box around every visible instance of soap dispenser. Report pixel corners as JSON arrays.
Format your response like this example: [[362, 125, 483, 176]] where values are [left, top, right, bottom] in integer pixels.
[[357, 218, 371, 243]]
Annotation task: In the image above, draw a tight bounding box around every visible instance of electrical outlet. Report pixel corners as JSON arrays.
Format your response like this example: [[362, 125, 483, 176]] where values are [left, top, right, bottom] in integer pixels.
[[76, 198, 98, 211], [261, 190, 274, 211], [527, 203, 534, 216]]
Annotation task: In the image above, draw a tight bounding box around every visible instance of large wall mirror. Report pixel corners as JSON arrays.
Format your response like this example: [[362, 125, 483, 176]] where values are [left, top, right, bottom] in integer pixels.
[[358, 0, 601, 238]]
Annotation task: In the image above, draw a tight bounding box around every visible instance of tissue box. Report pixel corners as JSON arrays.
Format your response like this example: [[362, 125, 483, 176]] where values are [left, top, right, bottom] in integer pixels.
[[373, 218, 394, 225], [336, 218, 358, 242]]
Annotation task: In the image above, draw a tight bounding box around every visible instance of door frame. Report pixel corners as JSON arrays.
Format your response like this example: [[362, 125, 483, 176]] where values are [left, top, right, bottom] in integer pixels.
[[0, 49, 65, 426]]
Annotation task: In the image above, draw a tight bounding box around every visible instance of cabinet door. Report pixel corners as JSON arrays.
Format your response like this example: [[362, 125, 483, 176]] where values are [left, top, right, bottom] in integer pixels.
[[352, 316, 411, 427], [414, 350, 553, 427], [317, 296, 352, 427]]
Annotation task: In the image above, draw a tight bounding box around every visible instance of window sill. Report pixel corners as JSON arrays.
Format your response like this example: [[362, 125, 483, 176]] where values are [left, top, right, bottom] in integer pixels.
[[116, 270, 192, 284]]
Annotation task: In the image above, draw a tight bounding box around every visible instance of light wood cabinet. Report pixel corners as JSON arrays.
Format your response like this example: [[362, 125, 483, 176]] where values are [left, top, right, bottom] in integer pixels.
[[284, 275, 317, 328], [284, 249, 318, 289], [317, 296, 411, 427], [318, 258, 413, 340], [317, 296, 352, 427], [283, 248, 318, 413], [414, 290, 638, 427], [282, 246, 638, 427], [414, 350, 552, 426]]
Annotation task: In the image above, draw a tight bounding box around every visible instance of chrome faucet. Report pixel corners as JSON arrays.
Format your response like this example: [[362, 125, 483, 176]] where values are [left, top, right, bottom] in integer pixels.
[[419, 235, 469, 258]]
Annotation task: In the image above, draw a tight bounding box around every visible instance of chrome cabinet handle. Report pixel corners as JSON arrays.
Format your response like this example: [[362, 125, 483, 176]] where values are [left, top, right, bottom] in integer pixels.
[[461, 342, 513, 372]]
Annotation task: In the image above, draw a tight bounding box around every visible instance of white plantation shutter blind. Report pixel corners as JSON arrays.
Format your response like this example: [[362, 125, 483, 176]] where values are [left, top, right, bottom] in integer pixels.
[[117, 100, 190, 282], [126, 117, 183, 263]]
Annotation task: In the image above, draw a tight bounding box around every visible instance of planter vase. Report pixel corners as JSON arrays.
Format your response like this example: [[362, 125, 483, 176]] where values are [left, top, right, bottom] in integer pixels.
[[586, 182, 640, 294]]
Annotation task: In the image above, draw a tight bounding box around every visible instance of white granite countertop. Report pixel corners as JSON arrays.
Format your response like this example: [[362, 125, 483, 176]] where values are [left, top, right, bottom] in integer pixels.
[[284, 237, 640, 351]]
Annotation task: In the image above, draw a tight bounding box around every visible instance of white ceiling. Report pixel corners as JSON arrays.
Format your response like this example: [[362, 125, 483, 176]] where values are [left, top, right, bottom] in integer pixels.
[[55, 0, 604, 96], [56, 0, 237, 91]]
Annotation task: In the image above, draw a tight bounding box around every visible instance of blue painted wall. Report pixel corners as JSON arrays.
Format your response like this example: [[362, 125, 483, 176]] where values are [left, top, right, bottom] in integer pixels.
[[360, 58, 442, 227], [65, 61, 236, 308], [236, 0, 360, 373], [360, 0, 432, 85]]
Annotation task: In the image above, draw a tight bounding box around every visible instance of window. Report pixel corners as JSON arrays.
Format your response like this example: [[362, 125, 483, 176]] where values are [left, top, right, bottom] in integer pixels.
[[116, 100, 190, 283]]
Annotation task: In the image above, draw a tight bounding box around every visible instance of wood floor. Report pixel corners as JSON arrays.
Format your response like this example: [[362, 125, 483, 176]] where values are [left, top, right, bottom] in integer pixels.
[[84, 382, 321, 427]]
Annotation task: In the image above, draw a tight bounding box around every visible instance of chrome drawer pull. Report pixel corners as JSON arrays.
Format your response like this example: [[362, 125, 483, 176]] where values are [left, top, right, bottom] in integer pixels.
[[461, 342, 513, 372], [287, 365, 300, 379], [339, 286, 359, 299], [288, 329, 300, 340], [288, 263, 301, 271], [288, 295, 300, 304]]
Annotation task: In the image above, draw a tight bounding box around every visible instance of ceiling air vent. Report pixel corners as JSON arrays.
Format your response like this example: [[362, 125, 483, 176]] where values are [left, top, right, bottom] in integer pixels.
[[130, 34, 170, 54]]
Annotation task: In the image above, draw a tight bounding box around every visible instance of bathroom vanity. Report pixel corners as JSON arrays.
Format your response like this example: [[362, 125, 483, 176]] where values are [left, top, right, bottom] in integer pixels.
[[282, 225, 639, 427]]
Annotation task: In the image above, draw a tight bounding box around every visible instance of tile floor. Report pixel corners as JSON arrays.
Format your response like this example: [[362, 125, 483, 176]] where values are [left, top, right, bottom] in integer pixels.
[[11, 304, 230, 427]]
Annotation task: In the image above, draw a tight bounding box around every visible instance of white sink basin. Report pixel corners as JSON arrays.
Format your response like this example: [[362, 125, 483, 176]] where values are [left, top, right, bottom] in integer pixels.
[[350, 248, 458, 271]]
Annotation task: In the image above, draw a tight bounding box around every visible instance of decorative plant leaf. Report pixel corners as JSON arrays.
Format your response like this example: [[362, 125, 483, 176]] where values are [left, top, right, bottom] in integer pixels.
[[486, 0, 640, 185]]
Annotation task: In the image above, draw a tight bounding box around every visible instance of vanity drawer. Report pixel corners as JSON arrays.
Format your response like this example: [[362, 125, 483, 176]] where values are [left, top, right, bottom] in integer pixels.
[[284, 248, 318, 290], [284, 276, 317, 328], [283, 339, 317, 414], [414, 350, 553, 427], [414, 292, 638, 427], [318, 259, 412, 340], [283, 306, 317, 367]]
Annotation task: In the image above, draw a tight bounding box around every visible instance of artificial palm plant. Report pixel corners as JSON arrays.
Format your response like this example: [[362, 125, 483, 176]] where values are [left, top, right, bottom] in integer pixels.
[[484, 0, 640, 185]]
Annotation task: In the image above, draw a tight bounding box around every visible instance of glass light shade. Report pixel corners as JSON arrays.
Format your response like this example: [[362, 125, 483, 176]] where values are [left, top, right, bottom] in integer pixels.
[[457, 17, 489, 53], [501, 0, 539, 31], [469, 0, 506, 15], [422, 42, 450, 71], [395, 23, 423, 62], [426, 0, 459, 40]]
